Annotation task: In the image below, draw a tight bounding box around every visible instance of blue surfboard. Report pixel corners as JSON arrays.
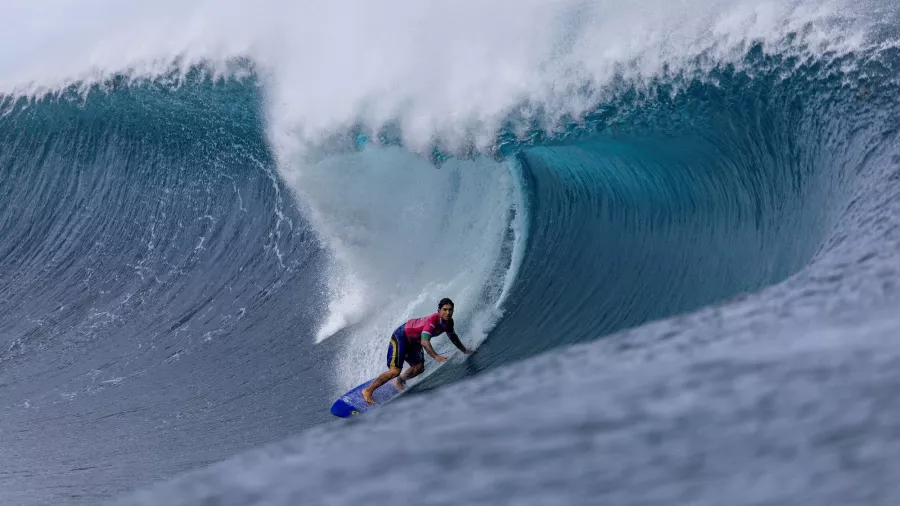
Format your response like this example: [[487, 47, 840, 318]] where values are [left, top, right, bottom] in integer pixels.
[[330, 378, 402, 418]]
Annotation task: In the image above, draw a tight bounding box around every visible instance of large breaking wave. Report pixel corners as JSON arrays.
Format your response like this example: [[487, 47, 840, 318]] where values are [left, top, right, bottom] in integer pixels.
[[2, 1, 900, 504]]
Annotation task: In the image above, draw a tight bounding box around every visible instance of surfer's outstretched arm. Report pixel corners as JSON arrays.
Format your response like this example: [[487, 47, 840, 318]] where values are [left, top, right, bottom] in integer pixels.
[[422, 338, 448, 363], [447, 332, 473, 354]]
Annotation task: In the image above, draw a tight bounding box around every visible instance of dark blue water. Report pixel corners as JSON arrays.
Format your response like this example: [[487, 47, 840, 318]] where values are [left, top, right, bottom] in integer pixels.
[[2, 35, 900, 506]]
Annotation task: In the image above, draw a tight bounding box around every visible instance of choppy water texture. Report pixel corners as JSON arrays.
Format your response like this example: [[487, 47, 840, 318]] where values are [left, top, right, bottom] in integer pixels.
[[1, 1, 900, 505]]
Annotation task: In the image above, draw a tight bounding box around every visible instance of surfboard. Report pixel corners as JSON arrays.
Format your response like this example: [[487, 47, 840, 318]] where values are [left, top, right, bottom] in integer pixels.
[[330, 346, 460, 417], [329, 378, 402, 418]]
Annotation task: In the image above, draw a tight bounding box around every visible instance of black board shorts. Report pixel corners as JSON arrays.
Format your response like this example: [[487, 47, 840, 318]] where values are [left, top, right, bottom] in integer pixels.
[[386, 326, 424, 368]]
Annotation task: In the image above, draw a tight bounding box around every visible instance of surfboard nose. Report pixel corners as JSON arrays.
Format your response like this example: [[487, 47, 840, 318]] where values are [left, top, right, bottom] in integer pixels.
[[330, 398, 357, 418]]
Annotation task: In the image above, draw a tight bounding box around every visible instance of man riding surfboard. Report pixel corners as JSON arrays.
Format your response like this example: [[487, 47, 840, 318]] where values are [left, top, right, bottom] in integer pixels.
[[361, 298, 472, 405]]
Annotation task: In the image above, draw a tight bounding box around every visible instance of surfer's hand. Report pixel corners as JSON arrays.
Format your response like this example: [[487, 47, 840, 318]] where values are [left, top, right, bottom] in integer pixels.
[[434, 355, 449, 363]]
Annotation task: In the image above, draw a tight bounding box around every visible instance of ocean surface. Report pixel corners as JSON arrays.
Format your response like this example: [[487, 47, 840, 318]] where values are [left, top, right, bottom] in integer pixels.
[[2, 1, 900, 505]]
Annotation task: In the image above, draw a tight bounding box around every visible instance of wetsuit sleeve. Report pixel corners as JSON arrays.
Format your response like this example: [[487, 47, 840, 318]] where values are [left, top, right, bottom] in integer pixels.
[[420, 320, 436, 340]]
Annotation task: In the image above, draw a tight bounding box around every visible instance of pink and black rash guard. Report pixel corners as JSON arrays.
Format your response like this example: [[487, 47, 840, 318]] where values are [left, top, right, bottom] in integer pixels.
[[400, 312, 455, 345]]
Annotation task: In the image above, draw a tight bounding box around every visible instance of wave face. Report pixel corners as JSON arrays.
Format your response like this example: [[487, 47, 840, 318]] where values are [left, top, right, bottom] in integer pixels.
[[2, 1, 900, 505]]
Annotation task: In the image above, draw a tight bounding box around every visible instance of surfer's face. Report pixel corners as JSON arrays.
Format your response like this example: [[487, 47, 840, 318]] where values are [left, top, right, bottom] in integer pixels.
[[439, 304, 454, 321]]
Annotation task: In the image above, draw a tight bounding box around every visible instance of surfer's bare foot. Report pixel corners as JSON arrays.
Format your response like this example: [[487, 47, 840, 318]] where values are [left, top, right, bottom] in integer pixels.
[[392, 377, 406, 392], [361, 388, 375, 405]]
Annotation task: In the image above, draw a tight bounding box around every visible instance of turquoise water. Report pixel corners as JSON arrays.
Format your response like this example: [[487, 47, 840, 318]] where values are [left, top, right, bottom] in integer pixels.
[[2, 2, 900, 504]]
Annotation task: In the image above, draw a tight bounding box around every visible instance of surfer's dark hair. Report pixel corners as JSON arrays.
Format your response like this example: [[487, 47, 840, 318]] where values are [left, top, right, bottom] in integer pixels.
[[438, 298, 454, 310]]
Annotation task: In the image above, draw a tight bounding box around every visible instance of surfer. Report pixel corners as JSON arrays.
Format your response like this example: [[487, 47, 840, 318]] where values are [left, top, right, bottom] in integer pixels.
[[361, 298, 472, 405]]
